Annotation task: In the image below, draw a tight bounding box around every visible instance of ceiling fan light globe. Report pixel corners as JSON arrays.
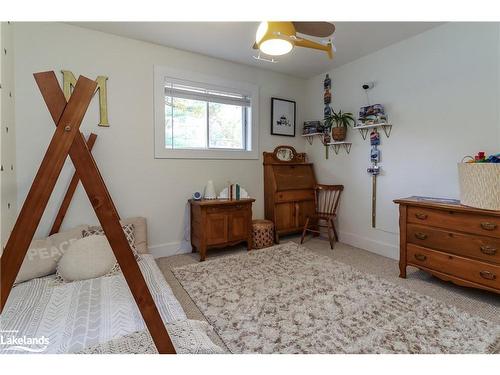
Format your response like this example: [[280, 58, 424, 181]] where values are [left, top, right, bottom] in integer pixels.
[[259, 39, 293, 56]]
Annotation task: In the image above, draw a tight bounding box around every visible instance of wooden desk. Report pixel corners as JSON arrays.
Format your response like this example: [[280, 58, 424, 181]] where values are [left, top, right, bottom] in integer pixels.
[[263, 146, 316, 243], [190, 198, 255, 261]]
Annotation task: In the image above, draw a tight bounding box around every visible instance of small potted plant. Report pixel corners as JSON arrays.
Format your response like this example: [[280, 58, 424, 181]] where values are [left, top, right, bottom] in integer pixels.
[[324, 110, 355, 141]]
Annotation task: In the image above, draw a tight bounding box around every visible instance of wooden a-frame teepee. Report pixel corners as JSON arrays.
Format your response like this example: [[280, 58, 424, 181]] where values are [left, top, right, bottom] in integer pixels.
[[0, 71, 175, 354]]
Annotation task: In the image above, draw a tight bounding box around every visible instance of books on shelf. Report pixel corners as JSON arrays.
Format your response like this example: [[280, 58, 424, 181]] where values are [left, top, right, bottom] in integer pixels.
[[302, 120, 323, 135]]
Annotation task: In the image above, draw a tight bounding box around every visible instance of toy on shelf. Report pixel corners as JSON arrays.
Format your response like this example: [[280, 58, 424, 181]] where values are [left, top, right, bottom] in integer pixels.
[[355, 103, 392, 139], [302, 120, 325, 145], [303, 120, 322, 135], [463, 151, 500, 163], [358, 104, 387, 125]]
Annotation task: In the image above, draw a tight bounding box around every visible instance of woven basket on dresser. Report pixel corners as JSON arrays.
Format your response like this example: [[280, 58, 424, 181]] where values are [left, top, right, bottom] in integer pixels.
[[252, 220, 275, 249], [457, 163, 500, 210]]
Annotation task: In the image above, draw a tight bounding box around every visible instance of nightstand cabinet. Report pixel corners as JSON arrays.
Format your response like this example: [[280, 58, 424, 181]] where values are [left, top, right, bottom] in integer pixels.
[[190, 198, 255, 261]]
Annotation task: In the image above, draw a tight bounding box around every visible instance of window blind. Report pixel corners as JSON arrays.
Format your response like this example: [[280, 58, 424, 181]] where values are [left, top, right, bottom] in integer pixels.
[[164, 78, 251, 107]]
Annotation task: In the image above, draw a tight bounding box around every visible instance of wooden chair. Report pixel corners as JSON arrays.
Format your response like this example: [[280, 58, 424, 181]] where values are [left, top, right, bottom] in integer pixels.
[[300, 184, 344, 249]]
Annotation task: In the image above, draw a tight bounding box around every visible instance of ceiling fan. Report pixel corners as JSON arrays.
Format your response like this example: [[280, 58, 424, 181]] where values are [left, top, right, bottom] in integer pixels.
[[252, 21, 336, 61]]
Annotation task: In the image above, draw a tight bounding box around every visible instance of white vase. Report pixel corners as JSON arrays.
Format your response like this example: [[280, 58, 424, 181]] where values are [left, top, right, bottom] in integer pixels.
[[204, 180, 217, 200]]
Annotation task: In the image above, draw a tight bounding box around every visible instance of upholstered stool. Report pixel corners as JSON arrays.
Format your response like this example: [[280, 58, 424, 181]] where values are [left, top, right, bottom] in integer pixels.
[[252, 220, 274, 249]]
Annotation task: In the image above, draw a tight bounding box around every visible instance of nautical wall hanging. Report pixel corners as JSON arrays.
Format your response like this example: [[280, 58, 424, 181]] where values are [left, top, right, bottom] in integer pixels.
[[355, 82, 393, 228], [367, 128, 381, 228], [62, 70, 109, 127], [323, 74, 332, 159]]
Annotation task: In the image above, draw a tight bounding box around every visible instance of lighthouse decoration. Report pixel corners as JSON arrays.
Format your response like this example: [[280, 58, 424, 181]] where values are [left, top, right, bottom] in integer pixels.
[[323, 74, 332, 158]]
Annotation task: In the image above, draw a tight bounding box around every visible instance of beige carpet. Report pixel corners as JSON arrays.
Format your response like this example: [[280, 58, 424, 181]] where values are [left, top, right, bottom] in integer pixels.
[[156, 236, 500, 351], [171, 242, 499, 353]]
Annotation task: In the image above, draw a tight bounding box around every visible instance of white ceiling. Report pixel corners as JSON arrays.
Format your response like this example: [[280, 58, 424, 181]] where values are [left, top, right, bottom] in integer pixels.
[[71, 22, 443, 78]]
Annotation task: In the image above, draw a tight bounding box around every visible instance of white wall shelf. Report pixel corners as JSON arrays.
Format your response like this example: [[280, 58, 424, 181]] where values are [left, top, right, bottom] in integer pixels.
[[326, 142, 352, 155], [354, 123, 393, 139], [301, 132, 325, 145]]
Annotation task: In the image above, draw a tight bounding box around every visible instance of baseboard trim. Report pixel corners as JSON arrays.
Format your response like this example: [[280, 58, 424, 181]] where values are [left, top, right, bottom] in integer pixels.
[[338, 230, 399, 260], [149, 232, 399, 260], [148, 240, 191, 258]]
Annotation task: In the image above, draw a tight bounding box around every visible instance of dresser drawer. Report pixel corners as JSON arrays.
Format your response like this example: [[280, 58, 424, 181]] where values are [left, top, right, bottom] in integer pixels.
[[407, 244, 500, 290], [407, 224, 500, 264], [275, 190, 314, 203], [206, 203, 250, 213], [407, 207, 500, 238]]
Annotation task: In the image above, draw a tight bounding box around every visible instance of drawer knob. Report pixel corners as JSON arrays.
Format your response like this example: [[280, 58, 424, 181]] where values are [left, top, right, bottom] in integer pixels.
[[414, 253, 427, 261], [480, 222, 497, 231], [480, 245, 497, 256], [479, 270, 497, 280], [414, 232, 428, 240], [415, 213, 428, 220]]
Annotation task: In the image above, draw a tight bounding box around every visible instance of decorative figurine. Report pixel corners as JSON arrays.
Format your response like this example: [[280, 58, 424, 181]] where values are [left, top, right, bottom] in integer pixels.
[[370, 146, 380, 163], [324, 105, 332, 118], [324, 89, 331, 105], [203, 180, 217, 200], [370, 129, 380, 146], [324, 74, 331, 90]]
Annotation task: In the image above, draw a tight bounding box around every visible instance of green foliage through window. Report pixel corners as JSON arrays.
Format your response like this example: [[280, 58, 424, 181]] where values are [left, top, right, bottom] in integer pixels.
[[165, 95, 248, 150]]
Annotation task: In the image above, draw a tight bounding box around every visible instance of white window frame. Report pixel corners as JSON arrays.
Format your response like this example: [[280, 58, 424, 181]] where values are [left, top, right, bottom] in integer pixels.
[[154, 66, 259, 159]]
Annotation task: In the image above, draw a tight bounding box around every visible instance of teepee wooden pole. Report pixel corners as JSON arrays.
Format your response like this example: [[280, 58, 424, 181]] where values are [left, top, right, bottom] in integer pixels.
[[1, 75, 96, 310], [49, 133, 97, 235]]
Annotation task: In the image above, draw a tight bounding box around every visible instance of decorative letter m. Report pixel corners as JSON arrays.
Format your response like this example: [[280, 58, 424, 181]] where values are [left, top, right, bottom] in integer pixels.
[[62, 70, 109, 127]]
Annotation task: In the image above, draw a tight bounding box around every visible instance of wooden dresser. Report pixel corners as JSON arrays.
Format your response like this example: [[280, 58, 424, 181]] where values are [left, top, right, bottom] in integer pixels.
[[263, 146, 316, 242], [395, 196, 500, 294], [190, 198, 254, 261]]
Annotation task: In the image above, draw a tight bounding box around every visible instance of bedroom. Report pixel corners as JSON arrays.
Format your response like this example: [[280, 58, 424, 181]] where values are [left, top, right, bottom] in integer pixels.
[[1, 0, 499, 372]]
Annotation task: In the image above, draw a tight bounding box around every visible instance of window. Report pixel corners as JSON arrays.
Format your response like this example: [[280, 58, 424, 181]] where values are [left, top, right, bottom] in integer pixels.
[[154, 67, 259, 159], [164, 82, 250, 150]]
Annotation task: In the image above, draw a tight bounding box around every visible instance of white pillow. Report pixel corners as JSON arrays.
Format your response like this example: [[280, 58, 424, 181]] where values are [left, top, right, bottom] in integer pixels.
[[56, 235, 119, 282], [15, 225, 89, 284]]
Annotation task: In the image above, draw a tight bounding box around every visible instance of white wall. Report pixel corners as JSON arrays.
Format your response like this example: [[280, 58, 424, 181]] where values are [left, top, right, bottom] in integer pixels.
[[12, 22, 500, 261], [304, 23, 500, 259], [13, 22, 307, 256], [1, 22, 18, 250]]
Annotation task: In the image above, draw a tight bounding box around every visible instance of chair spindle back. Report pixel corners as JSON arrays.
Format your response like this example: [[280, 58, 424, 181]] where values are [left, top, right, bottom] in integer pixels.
[[315, 184, 344, 216]]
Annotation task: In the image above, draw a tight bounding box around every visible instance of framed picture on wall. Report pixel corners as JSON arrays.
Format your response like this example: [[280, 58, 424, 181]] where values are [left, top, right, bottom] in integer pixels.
[[271, 97, 296, 137]]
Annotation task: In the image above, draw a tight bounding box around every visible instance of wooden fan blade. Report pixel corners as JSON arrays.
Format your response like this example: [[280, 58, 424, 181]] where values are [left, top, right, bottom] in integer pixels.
[[252, 42, 258, 49], [292, 22, 335, 37]]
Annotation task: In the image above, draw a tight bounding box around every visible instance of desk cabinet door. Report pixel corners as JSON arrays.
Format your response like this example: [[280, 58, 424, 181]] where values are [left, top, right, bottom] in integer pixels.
[[206, 213, 228, 245], [229, 210, 248, 241], [275, 202, 295, 231], [297, 200, 315, 228]]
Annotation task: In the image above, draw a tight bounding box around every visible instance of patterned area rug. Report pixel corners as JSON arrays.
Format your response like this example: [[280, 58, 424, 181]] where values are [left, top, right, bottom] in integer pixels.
[[172, 242, 500, 354]]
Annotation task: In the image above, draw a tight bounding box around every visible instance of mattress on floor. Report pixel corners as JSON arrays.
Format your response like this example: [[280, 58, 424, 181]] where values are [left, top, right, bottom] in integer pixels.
[[0, 255, 205, 354]]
